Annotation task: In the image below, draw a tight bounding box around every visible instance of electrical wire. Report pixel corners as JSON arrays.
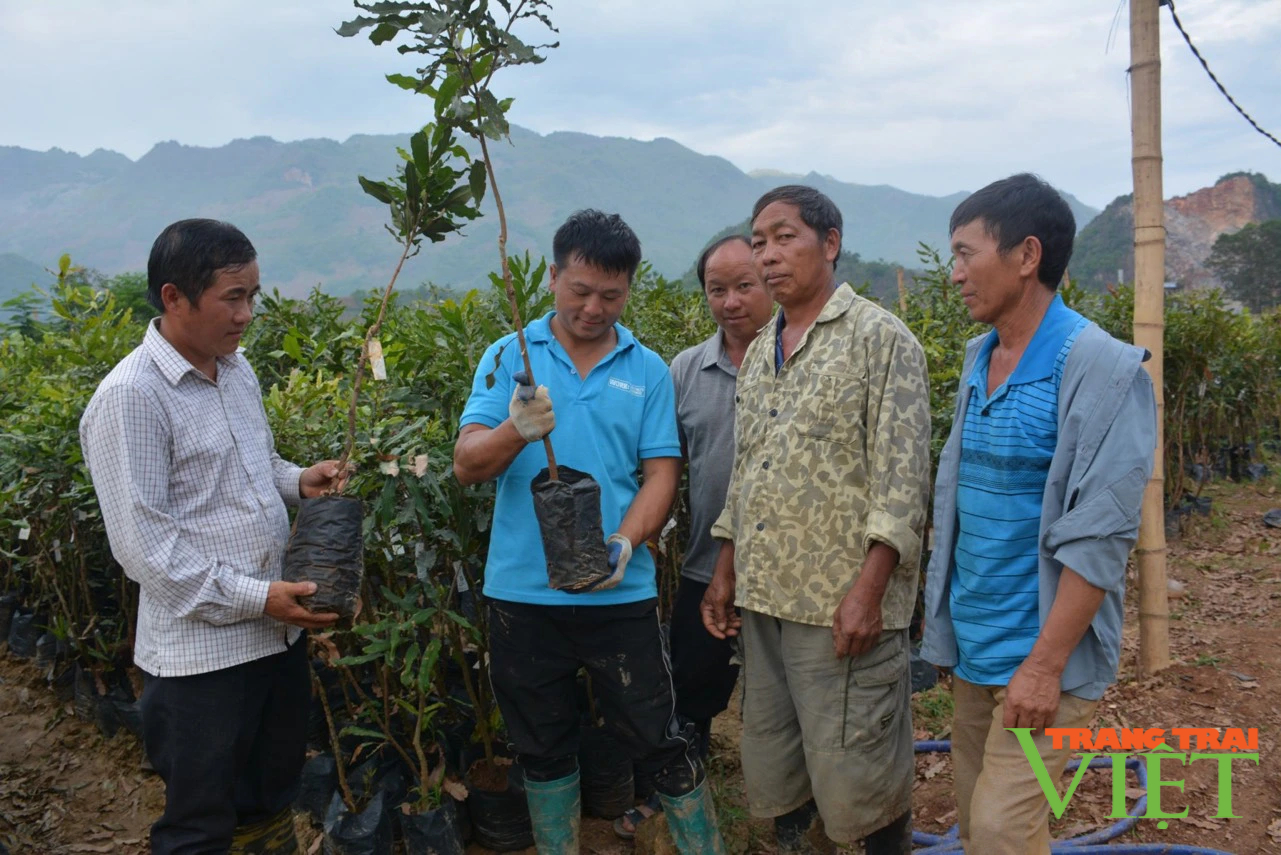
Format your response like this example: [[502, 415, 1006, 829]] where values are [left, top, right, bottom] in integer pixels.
[[1164, 0, 1281, 149]]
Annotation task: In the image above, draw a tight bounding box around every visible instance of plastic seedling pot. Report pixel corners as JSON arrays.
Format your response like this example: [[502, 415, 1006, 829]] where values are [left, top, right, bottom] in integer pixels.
[[530, 466, 611, 593], [283, 496, 364, 618]]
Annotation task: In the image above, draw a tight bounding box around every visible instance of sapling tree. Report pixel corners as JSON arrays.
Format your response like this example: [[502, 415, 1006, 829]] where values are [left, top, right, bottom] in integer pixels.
[[338, 0, 558, 769]]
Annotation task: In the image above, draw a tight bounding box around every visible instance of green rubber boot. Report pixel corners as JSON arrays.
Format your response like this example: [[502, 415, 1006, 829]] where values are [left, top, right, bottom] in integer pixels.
[[524, 770, 581, 854], [659, 780, 727, 855]]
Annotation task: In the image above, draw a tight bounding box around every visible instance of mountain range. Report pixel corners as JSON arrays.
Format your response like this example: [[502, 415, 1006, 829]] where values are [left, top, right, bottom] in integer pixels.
[[0, 127, 1099, 301]]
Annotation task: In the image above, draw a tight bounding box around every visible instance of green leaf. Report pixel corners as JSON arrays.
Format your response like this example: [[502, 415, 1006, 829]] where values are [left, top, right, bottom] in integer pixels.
[[416, 8, 450, 38], [386, 73, 425, 92], [434, 74, 463, 121], [339, 725, 387, 741], [469, 160, 487, 205], [370, 21, 400, 44], [418, 638, 441, 689], [471, 54, 495, 83], [409, 130, 433, 175], [335, 16, 377, 38], [282, 333, 301, 362], [483, 341, 508, 389], [358, 176, 395, 205], [475, 90, 510, 140]]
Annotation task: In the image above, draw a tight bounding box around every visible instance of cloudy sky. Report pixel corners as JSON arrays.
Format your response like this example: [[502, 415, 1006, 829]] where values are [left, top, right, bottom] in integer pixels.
[[3, 0, 1279, 208]]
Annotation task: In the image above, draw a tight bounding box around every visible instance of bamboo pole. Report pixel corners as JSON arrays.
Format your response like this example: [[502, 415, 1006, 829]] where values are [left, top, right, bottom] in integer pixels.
[[1130, 0, 1170, 676]]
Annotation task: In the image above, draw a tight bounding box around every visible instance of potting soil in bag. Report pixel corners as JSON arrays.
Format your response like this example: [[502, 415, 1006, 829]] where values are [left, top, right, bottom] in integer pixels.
[[51, 666, 75, 703], [464, 755, 533, 852], [348, 753, 409, 807], [95, 686, 134, 738], [465, 783, 533, 852], [0, 594, 18, 641], [113, 696, 144, 740], [399, 798, 466, 855], [530, 466, 610, 593], [297, 754, 338, 823], [7, 611, 39, 659], [73, 664, 98, 721], [578, 726, 634, 819], [283, 496, 364, 618], [35, 632, 61, 670], [322, 790, 392, 855]]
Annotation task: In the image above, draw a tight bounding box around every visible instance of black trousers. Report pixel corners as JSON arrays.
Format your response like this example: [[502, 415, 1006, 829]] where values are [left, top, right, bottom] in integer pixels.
[[488, 598, 703, 795], [140, 636, 309, 855], [669, 577, 740, 723]]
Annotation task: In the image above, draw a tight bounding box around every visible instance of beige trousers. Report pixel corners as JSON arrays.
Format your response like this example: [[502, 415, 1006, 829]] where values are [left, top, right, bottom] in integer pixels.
[[739, 610, 914, 844], [952, 676, 1099, 855]]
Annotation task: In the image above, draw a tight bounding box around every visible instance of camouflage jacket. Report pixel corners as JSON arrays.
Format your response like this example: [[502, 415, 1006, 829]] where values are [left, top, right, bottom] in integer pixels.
[[711, 283, 931, 628]]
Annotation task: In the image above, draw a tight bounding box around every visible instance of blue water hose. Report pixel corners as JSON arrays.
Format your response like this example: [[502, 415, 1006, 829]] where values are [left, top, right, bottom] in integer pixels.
[[909, 740, 1237, 854]]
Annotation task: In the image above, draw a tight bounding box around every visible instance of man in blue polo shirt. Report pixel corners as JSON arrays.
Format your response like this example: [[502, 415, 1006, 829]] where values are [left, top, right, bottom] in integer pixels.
[[922, 174, 1156, 854], [453, 209, 725, 855]]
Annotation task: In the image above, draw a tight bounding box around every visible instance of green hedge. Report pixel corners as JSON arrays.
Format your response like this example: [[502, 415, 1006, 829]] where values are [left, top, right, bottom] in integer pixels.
[[3, 251, 1278, 804]]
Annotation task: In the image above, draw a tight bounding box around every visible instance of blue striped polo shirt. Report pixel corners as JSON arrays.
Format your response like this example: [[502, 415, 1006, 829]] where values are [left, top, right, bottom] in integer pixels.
[[950, 295, 1089, 687]]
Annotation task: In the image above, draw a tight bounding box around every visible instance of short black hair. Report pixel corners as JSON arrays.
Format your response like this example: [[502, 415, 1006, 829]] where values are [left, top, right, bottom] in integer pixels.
[[552, 209, 643, 281], [750, 185, 843, 270], [696, 235, 751, 289], [147, 218, 257, 312], [949, 173, 1076, 289]]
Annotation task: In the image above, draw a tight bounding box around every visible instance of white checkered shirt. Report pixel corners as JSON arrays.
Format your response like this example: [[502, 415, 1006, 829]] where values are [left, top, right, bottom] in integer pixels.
[[80, 319, 304, 677]]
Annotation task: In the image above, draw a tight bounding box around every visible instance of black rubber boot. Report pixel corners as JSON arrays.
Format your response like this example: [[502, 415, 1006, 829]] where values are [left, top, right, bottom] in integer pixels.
[[774, 799, 820, 852], [862, 809, 913, 855], [692, 718, 713, 762]]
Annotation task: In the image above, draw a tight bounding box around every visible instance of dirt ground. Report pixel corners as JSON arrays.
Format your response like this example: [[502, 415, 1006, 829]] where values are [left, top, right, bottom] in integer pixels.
[[3, 476, 1280, 854]]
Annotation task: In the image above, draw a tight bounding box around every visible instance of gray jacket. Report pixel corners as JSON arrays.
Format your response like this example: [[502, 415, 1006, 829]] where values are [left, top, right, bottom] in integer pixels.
[[921, 323, 1157, 698]]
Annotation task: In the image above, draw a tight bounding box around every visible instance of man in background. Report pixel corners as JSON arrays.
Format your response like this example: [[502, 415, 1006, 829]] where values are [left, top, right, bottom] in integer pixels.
[[618, 235, 774, 840]]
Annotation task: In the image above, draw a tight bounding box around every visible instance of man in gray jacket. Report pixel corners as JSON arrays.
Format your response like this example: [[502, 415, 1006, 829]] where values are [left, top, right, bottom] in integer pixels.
[[921, 174, 1157, 855]]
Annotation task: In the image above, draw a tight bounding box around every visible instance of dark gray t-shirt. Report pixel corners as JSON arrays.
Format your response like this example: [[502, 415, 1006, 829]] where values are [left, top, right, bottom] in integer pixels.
[[670, 332, 738, 583]]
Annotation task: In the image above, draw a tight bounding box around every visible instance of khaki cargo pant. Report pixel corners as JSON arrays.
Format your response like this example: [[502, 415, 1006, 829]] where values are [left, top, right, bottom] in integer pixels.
[[952, 677, 1099, 855], [739, 610, 914, 844]]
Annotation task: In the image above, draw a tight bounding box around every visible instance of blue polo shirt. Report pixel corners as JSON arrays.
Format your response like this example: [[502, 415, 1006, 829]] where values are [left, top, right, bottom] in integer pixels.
[[950, 296, 1089, 686], [459, 312, 681, 606]]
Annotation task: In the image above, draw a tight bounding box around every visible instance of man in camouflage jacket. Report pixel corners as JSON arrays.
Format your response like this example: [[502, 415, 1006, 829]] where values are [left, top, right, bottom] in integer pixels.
[[702, 185, 931, 854]]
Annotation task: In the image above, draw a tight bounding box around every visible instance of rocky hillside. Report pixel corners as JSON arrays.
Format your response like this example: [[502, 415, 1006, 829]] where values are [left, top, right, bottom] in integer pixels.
[[1072, 172, 1281, 289]]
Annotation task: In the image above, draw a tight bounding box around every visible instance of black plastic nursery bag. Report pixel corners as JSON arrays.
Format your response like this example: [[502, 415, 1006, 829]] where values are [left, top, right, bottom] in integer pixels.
[[283, 496, 364, 618], [530, 466, 610, 593]]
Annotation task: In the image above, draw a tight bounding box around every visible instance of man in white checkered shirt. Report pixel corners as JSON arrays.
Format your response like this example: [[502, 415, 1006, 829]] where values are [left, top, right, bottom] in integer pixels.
[[80, 219, 347, 855]]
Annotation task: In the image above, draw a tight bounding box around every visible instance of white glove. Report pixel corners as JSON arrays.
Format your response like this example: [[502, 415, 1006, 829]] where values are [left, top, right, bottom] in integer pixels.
[[509, 370, 555, 442], [592, 533, 632, 592]]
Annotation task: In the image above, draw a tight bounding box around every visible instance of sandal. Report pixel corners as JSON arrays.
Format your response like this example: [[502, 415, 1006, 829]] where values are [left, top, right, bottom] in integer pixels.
[[612, 792, 663, 840]]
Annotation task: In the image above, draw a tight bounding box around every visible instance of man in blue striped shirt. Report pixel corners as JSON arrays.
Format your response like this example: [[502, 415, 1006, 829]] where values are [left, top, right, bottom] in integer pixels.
[[922, 174, 1157, 854], [951, 295, 1089, 689]]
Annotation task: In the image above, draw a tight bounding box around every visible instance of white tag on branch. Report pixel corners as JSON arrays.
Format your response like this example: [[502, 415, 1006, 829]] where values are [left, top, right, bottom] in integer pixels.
[[379, 459, 400, 476], [368, 338, 387, 381], [18, 527, 30, 541]]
